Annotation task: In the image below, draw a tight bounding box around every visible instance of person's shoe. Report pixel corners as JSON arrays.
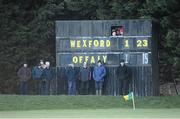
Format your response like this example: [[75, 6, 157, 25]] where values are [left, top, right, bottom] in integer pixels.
[[96, 90, 99, 95], [99, 90, 102, 95]]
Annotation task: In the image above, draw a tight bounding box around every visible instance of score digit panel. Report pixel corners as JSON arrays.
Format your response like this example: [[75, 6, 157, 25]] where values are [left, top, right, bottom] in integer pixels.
[[57, 36, 151, 52], [124, 39, 148, 48], [116, 37, 151, 50], [57, 36, 152, 66]]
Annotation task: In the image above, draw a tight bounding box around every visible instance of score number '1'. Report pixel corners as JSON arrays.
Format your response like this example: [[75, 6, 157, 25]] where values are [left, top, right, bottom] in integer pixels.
[[124, 39, 148, 48]]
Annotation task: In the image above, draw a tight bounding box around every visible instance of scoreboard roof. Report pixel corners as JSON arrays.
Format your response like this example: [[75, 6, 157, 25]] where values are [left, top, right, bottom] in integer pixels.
[[55, 19, 152, 37]]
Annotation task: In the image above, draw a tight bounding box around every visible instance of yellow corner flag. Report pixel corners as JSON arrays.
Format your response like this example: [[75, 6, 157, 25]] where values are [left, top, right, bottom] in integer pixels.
[[123, 92, 133, 101], [123, 92, 135, 110]]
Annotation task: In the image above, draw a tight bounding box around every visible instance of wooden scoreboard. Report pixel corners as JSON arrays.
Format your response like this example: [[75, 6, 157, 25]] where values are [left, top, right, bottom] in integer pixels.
[[55, 20, 159, 96]]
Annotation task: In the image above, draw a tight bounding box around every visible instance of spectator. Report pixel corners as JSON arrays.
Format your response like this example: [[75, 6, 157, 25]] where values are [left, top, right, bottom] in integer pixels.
[[17, 63, 31, 95], [41, 61, 53, 95], [119, 27, 124, 35], [117, 59, 130, 95], [40, 60, 46, 69], [32, 63, 43, 95], [79, 62, 91, 95], [66, 63, 77, 95], [112, 29, 116, 36], [93, 60, 106, 95], [116, 30, 120, 36]]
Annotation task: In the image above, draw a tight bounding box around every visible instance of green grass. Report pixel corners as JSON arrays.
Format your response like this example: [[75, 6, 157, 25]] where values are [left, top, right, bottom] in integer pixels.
[[1, 109, 180, 118], [0, 95, 180, 111], [0, 95, 180, 118]]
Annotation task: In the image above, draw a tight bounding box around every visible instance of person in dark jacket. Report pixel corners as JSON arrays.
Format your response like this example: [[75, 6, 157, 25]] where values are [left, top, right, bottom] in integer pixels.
[[117, 59, 130, 95], [79, 62, 91, 95], [32, 63, 43, 95], [41, 61, 53, 95], [93, 60, 106, 95], [66, 63, 77, 95], [17, 63, 31, 95]]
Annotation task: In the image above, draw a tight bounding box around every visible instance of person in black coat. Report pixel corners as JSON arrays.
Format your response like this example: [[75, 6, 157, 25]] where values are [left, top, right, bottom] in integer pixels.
[[117, 59, 130, 95], [79, 62, 91, 95], [41, 61, 54, 95], [17, 63, 31, 95], [66, 63, 78, 95]]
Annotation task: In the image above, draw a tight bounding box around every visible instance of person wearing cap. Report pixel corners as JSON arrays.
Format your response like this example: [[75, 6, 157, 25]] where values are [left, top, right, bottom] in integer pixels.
[[79, 62, 91, 95], [93, 60, 106, 95], [41, 61, 53, 95], [17, 63, 31, 95], [117, 59, 130, 95], [66, 63, 78, 95]]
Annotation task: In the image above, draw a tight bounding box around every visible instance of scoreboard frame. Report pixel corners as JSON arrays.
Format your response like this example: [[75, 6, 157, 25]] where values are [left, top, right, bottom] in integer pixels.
[[55, 19, 159, 96]]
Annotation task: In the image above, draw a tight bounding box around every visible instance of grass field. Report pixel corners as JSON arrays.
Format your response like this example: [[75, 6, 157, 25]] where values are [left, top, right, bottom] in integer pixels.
[[0, 95, 180, 118], [1, 109, 180, 118]]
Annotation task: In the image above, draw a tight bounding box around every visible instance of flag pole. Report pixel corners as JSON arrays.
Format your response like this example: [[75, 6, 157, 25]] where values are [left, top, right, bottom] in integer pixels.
[[132, 92, 135, 110]]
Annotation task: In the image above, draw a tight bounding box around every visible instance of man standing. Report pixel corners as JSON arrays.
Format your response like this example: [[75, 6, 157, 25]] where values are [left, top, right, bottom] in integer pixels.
[[66, 64, 77, 95], [17, 63, 31, 95], [42, 61, 53, 95], [79, 62, 91, 95], [117, 59, 130, 95], [32, 63, 43, 95], [93, 60, 106, 95]]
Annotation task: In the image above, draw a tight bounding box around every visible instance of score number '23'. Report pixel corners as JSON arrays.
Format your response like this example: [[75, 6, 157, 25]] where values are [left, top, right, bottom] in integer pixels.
[[124, 39, 148, 48]]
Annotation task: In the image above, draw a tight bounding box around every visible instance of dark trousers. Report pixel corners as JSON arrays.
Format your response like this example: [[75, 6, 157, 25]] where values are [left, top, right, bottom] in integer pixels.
[[88, 80, 95, 95], [119, 79, 129, 95], [34, 79, 41, 95], [68, 80, 76, 95], [80, 81, 89, 95], [95, 81, 103, 90], [41, 80, 50, 95], [19, 81, 28, 95]]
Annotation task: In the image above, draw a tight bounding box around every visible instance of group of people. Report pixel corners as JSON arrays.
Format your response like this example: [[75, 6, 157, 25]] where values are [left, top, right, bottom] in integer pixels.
[[17, 60, 53, 95], [66, 60, 106, 95], [65, 59, 131, 96], [111, 27, 124, 36], [17, 59, 131, 96]]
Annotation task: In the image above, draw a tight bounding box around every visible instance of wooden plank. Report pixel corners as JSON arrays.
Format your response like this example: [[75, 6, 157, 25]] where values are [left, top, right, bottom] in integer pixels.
[[55, 20, 152, 37], [55, 20, 158, 96]]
